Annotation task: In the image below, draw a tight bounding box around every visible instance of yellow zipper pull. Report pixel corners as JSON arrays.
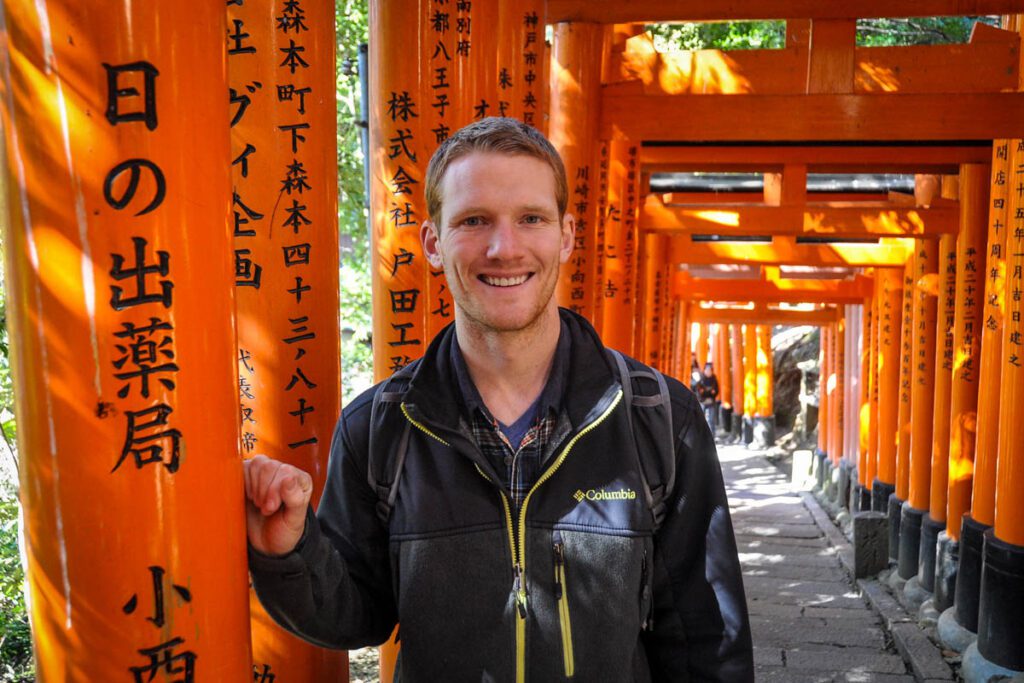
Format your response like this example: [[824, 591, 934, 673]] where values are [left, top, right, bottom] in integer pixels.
[[513, 563, 528, 618], [553, 532, 565, 600]]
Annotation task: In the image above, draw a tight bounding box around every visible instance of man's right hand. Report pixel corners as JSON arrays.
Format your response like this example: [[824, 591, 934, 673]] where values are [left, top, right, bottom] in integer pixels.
[[244, 454, 313, 557]]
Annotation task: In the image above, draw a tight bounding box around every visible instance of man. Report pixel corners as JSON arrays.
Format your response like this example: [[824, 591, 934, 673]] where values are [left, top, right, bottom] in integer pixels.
[[696, 362, 721, 435], [245, 118, 753, 681]]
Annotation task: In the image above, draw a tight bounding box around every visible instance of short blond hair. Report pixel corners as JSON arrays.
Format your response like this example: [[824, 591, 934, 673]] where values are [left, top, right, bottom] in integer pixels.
[[424, 117, 568, 226]]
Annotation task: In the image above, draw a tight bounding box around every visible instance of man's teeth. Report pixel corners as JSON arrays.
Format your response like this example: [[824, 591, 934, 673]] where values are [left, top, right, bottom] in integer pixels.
[[483, 274, 528, 287]]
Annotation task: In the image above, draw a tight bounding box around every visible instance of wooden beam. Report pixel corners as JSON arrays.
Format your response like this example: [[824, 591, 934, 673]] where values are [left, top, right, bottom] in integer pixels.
[[689, 305, 838, 326], [603, 93, 1024, 141], [660, 192, 891, 204], [670, 235, 914, 267], [807, 20, 856, 94], [677, 275, 874, 304], [642, 196, 958, 238], [639, 143, 991, 174], [549, 0, 1024, 23]]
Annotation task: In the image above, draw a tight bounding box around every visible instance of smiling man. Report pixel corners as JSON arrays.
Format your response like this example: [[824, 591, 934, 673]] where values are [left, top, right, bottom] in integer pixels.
[[245, 118, 753, 681]]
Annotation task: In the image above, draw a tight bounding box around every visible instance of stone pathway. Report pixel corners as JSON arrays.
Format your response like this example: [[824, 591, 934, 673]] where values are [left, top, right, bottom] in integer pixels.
[[720, 444, 918, 682]]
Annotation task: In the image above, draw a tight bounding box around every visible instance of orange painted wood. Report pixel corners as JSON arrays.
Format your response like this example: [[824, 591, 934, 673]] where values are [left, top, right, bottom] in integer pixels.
[[548, 0, 1024, 23], [763, 164, 808, 206], [830, 316, 847, 465], [641, 234, 669, 368], [551, 21, 603, 322], [972, 142, 1012, 528], [669, 236, 914, 268], [744, 323, 758, 419], [0, 1, 252, 678], [602, 93, 1024, 142], [807, 20, 856, 94], [680, 276, 873, 305], [690, 305, 838, 326], [642, 197, 958, 239], [855, 42, 1019, 94], [876, 268, 904, 486], [868, 285, 881, 489], [731, 324, 745, 419], [909, 238, 939, 511], [896, 255, 916, 500], [858, 292, 874, 487], [756, 325, 774, 417], [639, 144, 991, 174], [719, 323, 733, 410], [695, 323, 710, 368], [661, 192, 892, 204], [929, 229, 959, 523], [228, 0, 345, 677], [600, 140, 640, 354], [820, 326, 831, 455], [946, 163, 991, 539]]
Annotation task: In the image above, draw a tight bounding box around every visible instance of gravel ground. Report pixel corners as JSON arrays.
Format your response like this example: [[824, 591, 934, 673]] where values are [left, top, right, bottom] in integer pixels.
[[349, 647, 380, 683]]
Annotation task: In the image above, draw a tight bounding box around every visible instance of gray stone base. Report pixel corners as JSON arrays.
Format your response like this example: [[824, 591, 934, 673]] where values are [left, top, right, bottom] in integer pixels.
[[837, 461, 853, 510], [852, 511, 889, 578], [752, 415, 776, 448], [934, 532, 957, 612], [937, 605, 977, 654], [962, 641, 1024, 683], [902, 575, 931, 613], [887, 568, 908, 593], [918, 597, 940, 629]]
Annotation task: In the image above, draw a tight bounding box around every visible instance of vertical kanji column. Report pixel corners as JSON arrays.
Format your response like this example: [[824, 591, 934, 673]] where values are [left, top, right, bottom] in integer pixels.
[[923, 221, 958, 595], [865, 282, 881, 512], [830, 315, 846, 496], [874, 268, 903, 513], [0, 1, 251, 679], [933, 163, 989, 616], [550, 22, 602, 324], [898, 237, 939, 581], [956, 143, 1011, 638], [754, 324, 775, 448], [227, 0, 345, 678], [972, 142, 1024, 675], [856, 288, 874, 511], [599, 140, 639, 354], [891, 253, 917, 563]]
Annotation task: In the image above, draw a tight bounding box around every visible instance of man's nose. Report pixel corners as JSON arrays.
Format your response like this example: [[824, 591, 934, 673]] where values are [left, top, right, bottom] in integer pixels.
[[486, 218, 524, 260]]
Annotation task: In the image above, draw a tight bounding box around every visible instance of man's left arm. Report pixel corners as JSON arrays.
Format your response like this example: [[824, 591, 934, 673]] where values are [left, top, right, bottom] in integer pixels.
[[642, 392, 754, 682]]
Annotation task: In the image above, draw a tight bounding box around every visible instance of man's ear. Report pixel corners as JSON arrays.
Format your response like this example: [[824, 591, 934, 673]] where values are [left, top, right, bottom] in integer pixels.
[[421, 220, 444, 269], [559, 213, 576, 264]]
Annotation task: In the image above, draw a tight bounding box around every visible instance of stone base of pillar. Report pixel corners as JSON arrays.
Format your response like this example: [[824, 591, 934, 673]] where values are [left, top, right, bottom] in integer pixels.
[[918, 597, 940, 629], [719, 406, 732, 436], [898, 503, 925, 580], [887, 493, 904, 565], [902, 575, 931, 612], [918, 514, 945, 593], [742, 414, 754, 445], [871, 479, 894, 514], [962, 642, 1023, 683], [955, 515, 989, 633], [824, 461, 838, 501], [853, 511, 888, 578], [977, 529, 1024, 672], [938, 605, 976, 654], [934, 531, 957, 613], [847, 468, 860, 512], [815, 450, 828, 490], [752, 415, 775, 448], [731, 412, 743, 440], [837, 461, 853, 511]]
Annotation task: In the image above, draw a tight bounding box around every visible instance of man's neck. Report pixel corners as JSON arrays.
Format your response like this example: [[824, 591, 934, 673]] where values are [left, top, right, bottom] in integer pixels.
[[455, 309, 561, 425]]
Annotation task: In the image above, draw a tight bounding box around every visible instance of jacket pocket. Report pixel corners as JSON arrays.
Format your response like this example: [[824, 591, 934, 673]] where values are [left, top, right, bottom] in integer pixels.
[[552, 530, 575, 678]]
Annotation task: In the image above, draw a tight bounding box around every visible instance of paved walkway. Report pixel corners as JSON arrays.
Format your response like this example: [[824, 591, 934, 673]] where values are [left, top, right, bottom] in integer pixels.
[[720, 444, 931, 683]]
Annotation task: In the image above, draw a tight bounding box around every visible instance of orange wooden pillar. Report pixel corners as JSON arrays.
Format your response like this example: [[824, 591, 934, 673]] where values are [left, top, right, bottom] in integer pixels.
[[743, 323, 758, 445], [857, 287, 875, 510], [0, 2, 252, 678], [599, 140, 639, 355], [641, 234, 668, 370], [922, 189, 959, 593], [695, 323, 710, 369], [866, 282, 882, 508], [929, 163, 990, 614], [228, 0, 346, 677], [753, 324, 776, 447], [874, 268, 904, 512], [829, 315, 847, 470], [898, 236, 939, 580], [893, 255, 917, 522], [973, 139, 1024, 671], [719, 323, 734, 431], [957, 143, 1011, 635], [550, 22, 602, 324], [730, 324, 745, 439], [818, 325, 830, 457]]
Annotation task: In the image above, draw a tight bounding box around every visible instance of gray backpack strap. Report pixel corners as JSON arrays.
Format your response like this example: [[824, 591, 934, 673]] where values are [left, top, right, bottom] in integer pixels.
[[367, 374, 413, 526], [608, 349, 676, 531]]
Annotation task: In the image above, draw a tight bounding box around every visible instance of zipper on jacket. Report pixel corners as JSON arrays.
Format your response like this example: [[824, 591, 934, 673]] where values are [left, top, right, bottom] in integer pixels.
[[553, 530, 575, 677], [403, 390, 622, 682], [640, 547, 653, 631]]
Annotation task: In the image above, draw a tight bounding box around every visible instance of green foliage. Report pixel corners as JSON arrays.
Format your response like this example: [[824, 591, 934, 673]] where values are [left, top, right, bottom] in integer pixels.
[[335, 0, 374, 404], [856, 16, 999, 46], [0, 491, 32, 683], [648, 21, 785, 51]]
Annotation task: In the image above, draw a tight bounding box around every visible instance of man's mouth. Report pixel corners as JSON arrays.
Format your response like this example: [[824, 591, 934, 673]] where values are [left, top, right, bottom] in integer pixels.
[[480, 273, 531, 287]]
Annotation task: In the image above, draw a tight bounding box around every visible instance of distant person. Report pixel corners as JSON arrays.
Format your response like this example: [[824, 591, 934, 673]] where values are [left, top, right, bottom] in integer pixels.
[[696, 361, 720, 433], [690, 358, 702, 392]]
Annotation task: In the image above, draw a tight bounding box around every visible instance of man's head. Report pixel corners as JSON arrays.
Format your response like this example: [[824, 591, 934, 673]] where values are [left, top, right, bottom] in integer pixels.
[[425, 117, 568, 228]]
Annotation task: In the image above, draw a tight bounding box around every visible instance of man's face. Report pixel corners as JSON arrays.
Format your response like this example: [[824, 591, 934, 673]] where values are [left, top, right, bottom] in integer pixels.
[[422, 151, 574, 336]]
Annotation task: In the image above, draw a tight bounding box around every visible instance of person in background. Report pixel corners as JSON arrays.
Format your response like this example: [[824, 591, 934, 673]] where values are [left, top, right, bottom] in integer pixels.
[[696, 361, 720, 435]]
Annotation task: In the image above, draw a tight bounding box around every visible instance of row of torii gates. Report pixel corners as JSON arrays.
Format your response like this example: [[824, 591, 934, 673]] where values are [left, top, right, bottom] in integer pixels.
[[2, 0, 1024, 681]]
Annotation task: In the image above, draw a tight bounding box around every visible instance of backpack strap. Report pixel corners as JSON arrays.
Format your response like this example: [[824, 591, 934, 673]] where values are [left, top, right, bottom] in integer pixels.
[[608, 349, 676, 531], [367, 372, 414, 526]]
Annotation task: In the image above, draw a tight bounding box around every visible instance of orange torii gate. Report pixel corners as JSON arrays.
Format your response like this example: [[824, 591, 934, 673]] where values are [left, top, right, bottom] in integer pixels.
[[5, 1, 1024, 681]]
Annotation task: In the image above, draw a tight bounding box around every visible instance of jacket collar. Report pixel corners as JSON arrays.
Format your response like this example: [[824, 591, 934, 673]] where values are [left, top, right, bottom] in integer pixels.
[[403, 308, 617, 433]]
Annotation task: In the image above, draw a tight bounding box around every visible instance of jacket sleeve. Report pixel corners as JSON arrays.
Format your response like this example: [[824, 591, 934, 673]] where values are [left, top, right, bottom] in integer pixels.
[[642, 386, 754, 682], [248, 404, 398, 650]]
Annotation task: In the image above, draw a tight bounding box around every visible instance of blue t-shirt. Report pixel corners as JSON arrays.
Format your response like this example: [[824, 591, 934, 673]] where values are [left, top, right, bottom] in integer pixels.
[[497, 395, 542, 450]]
